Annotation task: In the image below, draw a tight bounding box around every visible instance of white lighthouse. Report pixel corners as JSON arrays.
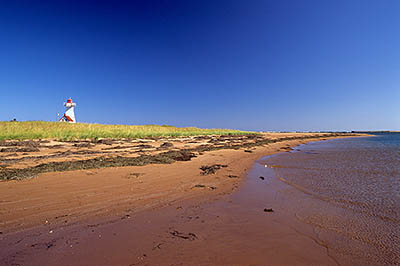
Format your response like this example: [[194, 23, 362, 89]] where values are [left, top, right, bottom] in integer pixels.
[[59, 98, 77, 123]]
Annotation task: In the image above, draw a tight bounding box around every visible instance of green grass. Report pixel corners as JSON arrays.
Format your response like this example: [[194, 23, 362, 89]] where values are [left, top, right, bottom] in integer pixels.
[[0, 121, 255, 140]]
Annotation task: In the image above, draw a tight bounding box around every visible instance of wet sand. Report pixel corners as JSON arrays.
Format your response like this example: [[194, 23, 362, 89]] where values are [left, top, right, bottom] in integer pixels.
[[0, 133, 364, 265], [263, 135, 400, 266]]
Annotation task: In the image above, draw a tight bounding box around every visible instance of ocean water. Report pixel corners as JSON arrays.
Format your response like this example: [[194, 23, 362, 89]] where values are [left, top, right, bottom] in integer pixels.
[[263, 133, 400, 265]]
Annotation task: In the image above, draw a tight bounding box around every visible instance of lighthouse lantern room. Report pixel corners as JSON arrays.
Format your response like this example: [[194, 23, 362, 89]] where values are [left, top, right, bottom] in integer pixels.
[[59, 98, 77, 123]]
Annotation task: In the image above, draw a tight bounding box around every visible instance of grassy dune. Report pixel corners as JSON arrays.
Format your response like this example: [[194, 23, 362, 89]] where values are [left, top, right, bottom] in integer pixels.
[[0, 121, 254, 140]]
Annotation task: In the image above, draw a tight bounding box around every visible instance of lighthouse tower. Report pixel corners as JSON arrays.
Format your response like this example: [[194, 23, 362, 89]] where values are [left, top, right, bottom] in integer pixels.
[[59, 98, 77, 123]]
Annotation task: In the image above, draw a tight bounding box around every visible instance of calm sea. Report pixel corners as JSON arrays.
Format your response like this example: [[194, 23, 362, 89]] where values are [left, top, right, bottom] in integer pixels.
[[263, 133, 400, 265]]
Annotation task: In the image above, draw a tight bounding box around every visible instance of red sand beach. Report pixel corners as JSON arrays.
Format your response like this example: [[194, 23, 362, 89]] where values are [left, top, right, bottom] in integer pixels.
[[0, 133, 364, 266]]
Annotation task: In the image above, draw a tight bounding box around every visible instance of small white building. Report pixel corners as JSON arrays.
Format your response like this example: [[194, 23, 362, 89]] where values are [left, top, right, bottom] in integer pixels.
[[59, 98, 76, 123]]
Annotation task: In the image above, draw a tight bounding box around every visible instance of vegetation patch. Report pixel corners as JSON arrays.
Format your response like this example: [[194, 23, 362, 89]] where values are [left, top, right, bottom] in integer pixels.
[[0, 121, 255, 141]]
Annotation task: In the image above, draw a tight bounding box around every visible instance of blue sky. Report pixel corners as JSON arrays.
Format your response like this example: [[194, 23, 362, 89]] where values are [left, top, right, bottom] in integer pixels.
[[0, 0, 399, 131]]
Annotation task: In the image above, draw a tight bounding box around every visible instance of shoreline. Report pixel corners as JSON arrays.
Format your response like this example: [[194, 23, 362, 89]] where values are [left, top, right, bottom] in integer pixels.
[[0, 133, 358, 181], [0, 133, 368, 265], [259, 134, 399, 266]]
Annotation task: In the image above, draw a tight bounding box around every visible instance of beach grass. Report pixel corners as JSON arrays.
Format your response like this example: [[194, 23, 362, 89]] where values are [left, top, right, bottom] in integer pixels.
[[0, 121, 255, 140]]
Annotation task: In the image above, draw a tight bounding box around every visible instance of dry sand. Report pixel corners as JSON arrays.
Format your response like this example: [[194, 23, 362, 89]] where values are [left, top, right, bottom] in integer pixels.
[[0, 133, 364, 265]]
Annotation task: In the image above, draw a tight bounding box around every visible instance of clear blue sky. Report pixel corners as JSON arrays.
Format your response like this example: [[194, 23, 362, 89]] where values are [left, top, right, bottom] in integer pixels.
[[0, 0, 399, 131]]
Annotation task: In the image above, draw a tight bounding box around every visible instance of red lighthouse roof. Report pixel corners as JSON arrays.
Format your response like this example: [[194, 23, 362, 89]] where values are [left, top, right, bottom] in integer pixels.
[[67, 98, 73, 103]]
